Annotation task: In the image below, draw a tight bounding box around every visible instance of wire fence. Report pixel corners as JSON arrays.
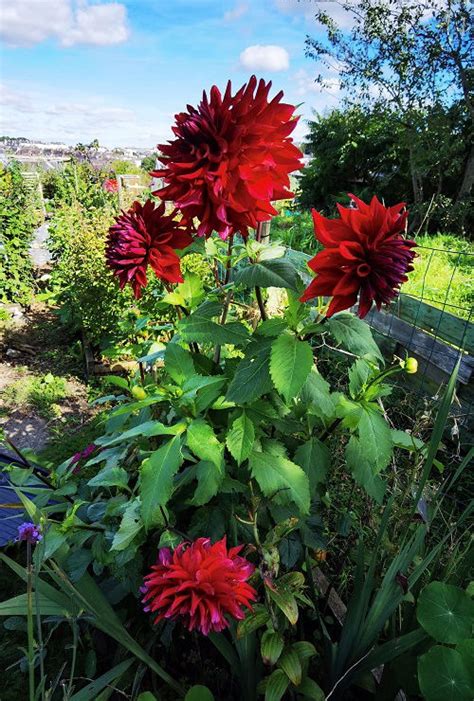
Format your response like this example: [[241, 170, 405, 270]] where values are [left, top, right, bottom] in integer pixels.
[[363, 245, 474, 441]]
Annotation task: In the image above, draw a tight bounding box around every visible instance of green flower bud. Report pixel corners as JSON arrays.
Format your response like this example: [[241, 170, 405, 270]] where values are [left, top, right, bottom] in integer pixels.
[[404, 357, 418, 374]]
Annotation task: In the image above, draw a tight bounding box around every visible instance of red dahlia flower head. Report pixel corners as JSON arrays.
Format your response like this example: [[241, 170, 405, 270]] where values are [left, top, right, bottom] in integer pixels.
[[103, 178, 118, 193], [106, 199, 193, 298], [141, 537, 257, 635], [152, 75, 303, 240], [300, 194, 416, 318]]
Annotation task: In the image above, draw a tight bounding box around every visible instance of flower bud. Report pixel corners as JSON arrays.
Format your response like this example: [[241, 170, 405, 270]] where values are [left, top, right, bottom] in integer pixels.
[[131, 386, 147, 400], [404, 357, 418, 374]]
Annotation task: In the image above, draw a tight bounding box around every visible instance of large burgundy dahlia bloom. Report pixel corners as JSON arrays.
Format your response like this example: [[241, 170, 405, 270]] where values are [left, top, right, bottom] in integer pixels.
[[300, 194, 416, 318], [152, 75, 303, 239], [141, 537, 257, 635], [106, 199, 193, 298]]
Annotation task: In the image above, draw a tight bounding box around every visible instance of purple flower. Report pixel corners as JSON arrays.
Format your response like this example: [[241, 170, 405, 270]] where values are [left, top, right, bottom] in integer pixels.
[[17, 522, 42, 545], [71, 444, 97, 474]]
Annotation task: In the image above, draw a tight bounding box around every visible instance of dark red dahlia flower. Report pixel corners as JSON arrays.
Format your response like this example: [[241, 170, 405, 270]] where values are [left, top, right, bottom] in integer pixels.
[[152, 75, 302, 239], [141, 537, 257, 635], [106, 199, 193, 298], [300, 194, 416, 318]]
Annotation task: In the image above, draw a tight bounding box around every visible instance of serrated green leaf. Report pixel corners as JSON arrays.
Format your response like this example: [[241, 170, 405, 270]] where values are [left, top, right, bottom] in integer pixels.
[[294, 438, 329, 494], [270, 334, 313, 402], [300, 367, 335, 420], [226, 411, 255, 465], [178, 301, 250, 346], [227, 341, 273, 404], [235, 258, 300, 290], [348, 358, 371, 398], [165, 342, 195, 384], [358, 406, 392, 471], [87, 466, 129, 489], [96, 420, 184, 447], [417, 582, 474, 644], [140, 436, 183, 528], [250, 445, 310, 514], [346, 436, 386, 503], [191, 460, 224, 506], [187, 419, 223, 469], [328, 313, 382, 360], [255, 318, 289, 337], [111, 498, 143, 551]]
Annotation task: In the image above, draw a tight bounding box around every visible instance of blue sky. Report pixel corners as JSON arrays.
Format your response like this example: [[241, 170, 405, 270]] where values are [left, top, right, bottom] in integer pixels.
[[0, 1, 351, 148]]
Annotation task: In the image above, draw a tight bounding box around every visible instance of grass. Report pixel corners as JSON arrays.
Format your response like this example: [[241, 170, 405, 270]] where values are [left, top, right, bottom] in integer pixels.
[[2, 373, 68, 420], [271, 213, 474, 320]]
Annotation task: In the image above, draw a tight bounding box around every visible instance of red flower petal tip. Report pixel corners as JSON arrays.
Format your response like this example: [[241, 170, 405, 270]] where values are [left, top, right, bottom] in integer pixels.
[[141, 537, 257, 635], [153, 76, 303, 240], [300, 194, 417, 318]]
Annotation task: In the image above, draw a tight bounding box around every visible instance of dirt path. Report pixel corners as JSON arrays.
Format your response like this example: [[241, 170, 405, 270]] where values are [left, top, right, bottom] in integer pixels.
[[0, 303, 93, 455]]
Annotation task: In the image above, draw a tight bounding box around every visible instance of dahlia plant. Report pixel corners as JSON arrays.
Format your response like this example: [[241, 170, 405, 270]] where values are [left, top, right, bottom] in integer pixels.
[[2, 77, 433, 700]]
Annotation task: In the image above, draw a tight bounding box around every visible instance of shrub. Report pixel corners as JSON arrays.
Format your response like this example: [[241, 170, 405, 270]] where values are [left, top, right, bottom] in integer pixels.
[[0, 162, 37, 304]]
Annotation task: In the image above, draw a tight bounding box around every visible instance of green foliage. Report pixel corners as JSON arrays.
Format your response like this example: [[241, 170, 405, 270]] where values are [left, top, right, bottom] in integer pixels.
[[0, 162, 37, 304]]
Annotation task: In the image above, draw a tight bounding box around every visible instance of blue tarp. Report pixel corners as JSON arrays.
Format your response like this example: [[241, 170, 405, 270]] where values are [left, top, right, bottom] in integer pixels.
[[0, 451, 50, 546]]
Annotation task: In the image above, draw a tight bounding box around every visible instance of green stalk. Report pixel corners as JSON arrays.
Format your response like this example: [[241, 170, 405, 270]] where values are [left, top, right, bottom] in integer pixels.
[[26, 541, 36, 701]]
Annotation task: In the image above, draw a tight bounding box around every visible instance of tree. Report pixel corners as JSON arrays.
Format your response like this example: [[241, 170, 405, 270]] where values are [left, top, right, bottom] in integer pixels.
[[305, 0, 473, 213]]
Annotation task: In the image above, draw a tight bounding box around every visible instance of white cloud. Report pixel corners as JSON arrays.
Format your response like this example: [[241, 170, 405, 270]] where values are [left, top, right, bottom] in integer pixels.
[[223, 2, 249, 22], [0, 0, 129, 47], [0, 82, 164, 147], [239, 45, 289, 72], [274, 0, 357, 30], [294, 68, 341, 97]]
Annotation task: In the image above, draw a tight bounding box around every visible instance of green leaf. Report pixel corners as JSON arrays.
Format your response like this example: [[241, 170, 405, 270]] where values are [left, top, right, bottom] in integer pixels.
[[391, 429, 424, 451], [237, 604, 270, 638], [137, 694, 158, 701], [255, 318, 288, 337], [261, 630, 285, 666], [226, 411, 255, 465], [278, 647, 302, 685], [348, 358, 371, 398], [70, 659, 134, 701], [165, 342, 195, 384], [417, 582, 474, 644], [328, 313, 382, 360], [0, 593, 67, 617], [264, 668, 290, 701], [227, 341, 273, 404], [97, 420, 184, 447], [140, 436, 183, 527], [270, 334, 313, 402], [250, 445, 310, 514], [300, 367, 335, 420], [111, 498, 143, 551], [418, 645, 473, 701], [235, 258, 300, 291], [294, 438, 329, 494], [191, 460, 224, 506], [292, 641, 317, 662], [297, 677, 325, 700], [187, 419, 223, 469], [266, 583, 299, 625], [184, 686, 215, 701], [87, 466, 129, 489], [178, 301, 250, 346], [346, 436, 386, 504], [358, 406, 393, 471]]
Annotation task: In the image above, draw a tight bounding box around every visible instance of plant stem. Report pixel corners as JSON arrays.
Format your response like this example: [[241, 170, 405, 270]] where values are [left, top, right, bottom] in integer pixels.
[[34, 558, 46, 701], [26, 541, 36, 701], [255, 286, 267, 321], [213, 235, 235, 364], [67, 619, 79, 698]]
